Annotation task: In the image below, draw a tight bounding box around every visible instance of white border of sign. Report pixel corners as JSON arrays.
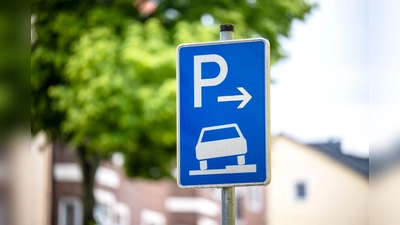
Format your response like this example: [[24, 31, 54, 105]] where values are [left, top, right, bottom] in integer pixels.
[[176, 38, 271, 188]]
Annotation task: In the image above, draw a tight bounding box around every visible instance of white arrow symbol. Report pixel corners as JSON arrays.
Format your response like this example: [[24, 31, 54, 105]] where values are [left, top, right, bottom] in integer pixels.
[[218, 87, 252, 109]]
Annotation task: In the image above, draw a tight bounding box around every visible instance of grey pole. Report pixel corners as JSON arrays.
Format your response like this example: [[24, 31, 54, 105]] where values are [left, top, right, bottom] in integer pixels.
[[221, 186, 235, 225], [220, 24, 235, 225], [220, 24, 234, 41]]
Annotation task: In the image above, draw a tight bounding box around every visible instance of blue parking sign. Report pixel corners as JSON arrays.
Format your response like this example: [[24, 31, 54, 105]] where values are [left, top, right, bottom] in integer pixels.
[[177, 38, 271, 188]]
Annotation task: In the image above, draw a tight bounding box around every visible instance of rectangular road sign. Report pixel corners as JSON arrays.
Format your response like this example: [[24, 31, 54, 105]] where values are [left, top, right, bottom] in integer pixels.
[[177, 38, 271, 188]]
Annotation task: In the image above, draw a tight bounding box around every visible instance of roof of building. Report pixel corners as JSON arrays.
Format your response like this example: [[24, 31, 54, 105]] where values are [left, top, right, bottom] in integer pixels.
[[307, 141, 369, 178]]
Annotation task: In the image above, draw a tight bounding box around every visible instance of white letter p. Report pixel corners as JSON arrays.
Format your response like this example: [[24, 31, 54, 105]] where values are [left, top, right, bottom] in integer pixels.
[[194, 54, 228, 108]]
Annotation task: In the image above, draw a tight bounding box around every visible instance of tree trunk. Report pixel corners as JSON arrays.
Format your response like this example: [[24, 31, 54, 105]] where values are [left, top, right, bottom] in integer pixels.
[[76, 146, 101, 225]]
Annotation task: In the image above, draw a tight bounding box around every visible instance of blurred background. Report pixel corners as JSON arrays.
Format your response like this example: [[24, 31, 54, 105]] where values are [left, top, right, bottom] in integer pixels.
[[1, 0, 399, 224]]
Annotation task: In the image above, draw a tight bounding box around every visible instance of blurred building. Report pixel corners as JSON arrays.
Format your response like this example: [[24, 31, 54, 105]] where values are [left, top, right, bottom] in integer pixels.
[[0, 133, 31, 225], [31, 133, 266, 225], [370, 148, 400, 225], [31, 132, 52, 225], [267, 135, 368, 225]]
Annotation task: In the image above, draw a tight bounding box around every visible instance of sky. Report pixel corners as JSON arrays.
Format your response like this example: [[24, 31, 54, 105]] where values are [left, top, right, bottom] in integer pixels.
[[369, 0, 400, 156], [270, 0, 369, 157]]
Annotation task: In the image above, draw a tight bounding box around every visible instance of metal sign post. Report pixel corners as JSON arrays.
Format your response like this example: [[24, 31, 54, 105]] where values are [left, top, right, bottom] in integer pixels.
[[220, 24, 236, 225]]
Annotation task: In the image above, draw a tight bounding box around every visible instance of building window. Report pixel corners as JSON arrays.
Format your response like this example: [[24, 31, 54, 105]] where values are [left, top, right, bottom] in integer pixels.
[[247, 186, 263, 212], [295, 182, 307, 200], [113, 203, 131, 225], [235, 188, 245, 225], [66, 204, 75, 224], [58, 197, 82, 225], [94, 203, 110, 225], [236, 195, 243, 220], [140, 209, 166, 225]]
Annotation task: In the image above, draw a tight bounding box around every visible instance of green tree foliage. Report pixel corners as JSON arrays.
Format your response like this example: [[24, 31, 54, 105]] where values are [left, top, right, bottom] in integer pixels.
[[31, 0, 314, 224], [0, 9, 29, 138]]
